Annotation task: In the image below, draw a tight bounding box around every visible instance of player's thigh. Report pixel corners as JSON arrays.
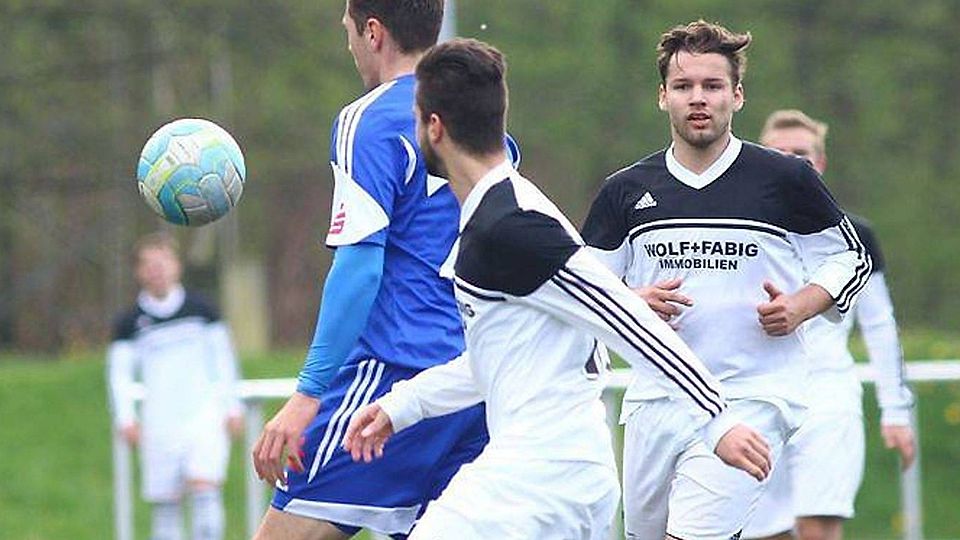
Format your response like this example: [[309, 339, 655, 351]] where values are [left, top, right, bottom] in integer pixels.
[[740, 447, 794, 539], [667, 400, 791, 540], [413, 457, 619, 540], [140, 441, 186, 502], [253, 507, 350, 540], [791, 410, 865, 519], [184, 421, 229, 486], [621, 398, 704, 540]]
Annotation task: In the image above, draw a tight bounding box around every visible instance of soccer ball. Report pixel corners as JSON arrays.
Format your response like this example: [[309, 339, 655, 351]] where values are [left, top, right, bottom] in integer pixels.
[[136, 118, 246, 226]]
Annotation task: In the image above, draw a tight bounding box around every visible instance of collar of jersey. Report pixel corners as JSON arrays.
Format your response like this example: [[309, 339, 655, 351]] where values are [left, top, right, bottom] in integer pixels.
[[459, 159, 516, 232], [137, 284, 186, 319], [665, 135, 742, 190]]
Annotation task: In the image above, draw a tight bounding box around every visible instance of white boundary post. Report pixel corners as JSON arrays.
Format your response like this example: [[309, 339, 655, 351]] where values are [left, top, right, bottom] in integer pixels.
[[115, 360, 960, 539]]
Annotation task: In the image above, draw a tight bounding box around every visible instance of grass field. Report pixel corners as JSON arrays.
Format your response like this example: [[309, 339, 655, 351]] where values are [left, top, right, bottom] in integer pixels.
[[0, 331, 958, 539]]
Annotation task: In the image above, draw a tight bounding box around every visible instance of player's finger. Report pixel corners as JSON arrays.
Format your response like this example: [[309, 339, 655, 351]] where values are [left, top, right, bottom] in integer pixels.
[[361, 413, 390, 439], [756, 302, 781, 317], [661, 290, 693, 306], [763, 280, 783, 300], [652, 300, 681, 317], [654, 278, 683, 290], [286, 435, 305, 473]]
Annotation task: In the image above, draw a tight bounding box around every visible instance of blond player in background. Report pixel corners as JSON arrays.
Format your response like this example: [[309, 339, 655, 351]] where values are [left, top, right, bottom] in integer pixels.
[[743, 109, 916, 540]]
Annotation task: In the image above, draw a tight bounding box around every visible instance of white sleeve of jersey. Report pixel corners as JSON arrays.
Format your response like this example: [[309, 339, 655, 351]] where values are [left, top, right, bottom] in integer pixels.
[[789, 216, 872, 321], [107, 340, 138, 428], [376, 354, 483, 433], [207, 322, 244, 417], [857, 272, 914, 425], [586, 242, 630, 278], [521, 248, 727, 421]]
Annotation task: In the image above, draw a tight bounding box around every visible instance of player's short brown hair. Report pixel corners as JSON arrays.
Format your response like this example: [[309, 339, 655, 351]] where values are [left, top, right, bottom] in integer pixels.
[[348, 0, 443, 53], [416, 38, 507, 156], [761, 109, 829, 155], [657, 20, 752, 85]]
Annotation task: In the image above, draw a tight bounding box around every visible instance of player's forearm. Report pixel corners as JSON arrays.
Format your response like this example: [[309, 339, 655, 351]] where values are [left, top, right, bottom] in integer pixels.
[[790, 283, 834, 322], [529, 249, 726, 419], [377, 354, 482, 433], [297, 244, 384, 398], [800, 219, 872, 320]]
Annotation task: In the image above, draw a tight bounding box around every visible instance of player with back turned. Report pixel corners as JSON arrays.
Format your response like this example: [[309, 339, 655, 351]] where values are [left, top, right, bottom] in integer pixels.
[[581, 21, 873, 540], [343, 37, 771, 540], [250, 2, 517, 539]]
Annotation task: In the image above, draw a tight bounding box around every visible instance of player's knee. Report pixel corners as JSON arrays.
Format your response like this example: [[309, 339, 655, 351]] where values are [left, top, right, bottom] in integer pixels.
[[796, 516, 842, 540]]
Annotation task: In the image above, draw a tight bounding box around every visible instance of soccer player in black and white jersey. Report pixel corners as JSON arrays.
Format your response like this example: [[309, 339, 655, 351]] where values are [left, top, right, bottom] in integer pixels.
[[342, 38, 772, 539], [108, 233, 243, 540], [742, 110, 915, 540], [581, 21, 873, 540]]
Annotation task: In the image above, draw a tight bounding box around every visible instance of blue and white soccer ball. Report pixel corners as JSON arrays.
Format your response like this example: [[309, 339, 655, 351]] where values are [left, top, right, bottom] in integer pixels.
[[136, 118, 246, 226]]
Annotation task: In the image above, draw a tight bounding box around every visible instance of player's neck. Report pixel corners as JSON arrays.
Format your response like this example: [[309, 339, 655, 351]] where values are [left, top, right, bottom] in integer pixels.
[[671, 131, 731, 174], [446, 150, 509, 205], [376, 52, 423, 85]]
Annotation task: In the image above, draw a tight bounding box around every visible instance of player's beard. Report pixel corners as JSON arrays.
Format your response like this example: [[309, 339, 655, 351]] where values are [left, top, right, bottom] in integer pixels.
[[420, 135, 448, 178], [672, 113, 730, 150]]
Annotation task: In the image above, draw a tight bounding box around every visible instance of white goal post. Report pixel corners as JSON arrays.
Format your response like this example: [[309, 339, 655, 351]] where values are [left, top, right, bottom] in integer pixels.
[[113, 360, 960, 540]]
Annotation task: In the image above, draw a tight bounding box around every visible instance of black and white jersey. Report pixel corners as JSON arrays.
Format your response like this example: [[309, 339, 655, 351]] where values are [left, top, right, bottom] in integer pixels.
[[803, 216, 913, 422], [378, 160, 732, 465], [107, 285, 241, 437], [582, 137, 871, 408]]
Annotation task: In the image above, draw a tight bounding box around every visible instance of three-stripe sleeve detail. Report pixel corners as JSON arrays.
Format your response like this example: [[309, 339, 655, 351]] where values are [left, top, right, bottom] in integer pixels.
[[552, 267, 724, 417], [835, 217, 873, 314]]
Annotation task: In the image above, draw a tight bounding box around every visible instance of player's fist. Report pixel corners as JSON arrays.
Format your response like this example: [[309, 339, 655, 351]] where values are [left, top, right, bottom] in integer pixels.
[[119, 422, 141, 446], [881, 424, 917, 470], [714, 423, 771, 481], [343, 403, 395, 463]]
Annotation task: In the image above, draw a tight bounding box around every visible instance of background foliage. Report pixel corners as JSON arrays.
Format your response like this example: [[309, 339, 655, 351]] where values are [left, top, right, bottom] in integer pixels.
[[2, 0, 960, 351]]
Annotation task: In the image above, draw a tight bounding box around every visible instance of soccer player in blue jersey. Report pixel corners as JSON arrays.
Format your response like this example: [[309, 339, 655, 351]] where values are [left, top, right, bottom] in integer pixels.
[[251, 2, 515, 539]]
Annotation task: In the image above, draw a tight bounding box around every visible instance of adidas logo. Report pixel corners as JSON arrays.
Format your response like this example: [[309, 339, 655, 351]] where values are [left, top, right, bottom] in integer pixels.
[[634, 191, 657, 210]]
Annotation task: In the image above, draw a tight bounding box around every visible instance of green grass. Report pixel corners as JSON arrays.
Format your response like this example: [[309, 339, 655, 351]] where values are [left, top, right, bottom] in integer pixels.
[[1, 331, 959, 539]]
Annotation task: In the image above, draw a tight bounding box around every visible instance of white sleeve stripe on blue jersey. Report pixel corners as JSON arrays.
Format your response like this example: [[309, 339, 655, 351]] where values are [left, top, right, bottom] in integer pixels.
[[553, 268, 724, 417], [336, 82, 397, 176], [835, 217, 873, 313], [399, 135, 417, 185]]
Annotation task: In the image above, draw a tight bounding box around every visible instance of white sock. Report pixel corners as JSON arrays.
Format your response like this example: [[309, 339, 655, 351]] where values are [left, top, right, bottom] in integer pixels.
[[191, 488, 225, 540], [151, 501, 184, 540]]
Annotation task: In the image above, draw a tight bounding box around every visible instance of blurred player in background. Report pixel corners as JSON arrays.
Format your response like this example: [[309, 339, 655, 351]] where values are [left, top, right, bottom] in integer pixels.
[[108, 232, 243, 540], [581, 21, 873, 539], [250, 2, 514, 539], [742, 109, 916, 540], [343, 37, 770, 540]]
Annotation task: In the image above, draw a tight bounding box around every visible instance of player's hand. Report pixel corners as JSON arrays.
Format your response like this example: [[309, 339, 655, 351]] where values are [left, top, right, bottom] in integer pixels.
[[756, 281, 806, 336], [343, 403, 394, 463], [632, 278, 693, 322], [252, 392, 320, 486], [714, 423, 771, 481], [119, 422, 140, 447], [881, 424, 916, 470], [226, 414, 245, 439]]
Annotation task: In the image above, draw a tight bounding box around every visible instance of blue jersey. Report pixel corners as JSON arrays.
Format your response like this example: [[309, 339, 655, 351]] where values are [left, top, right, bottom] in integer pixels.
[[325, 75, 463, 370]]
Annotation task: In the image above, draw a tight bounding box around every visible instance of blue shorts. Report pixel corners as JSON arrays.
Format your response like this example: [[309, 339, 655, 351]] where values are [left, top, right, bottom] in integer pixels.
[[272, 358, 488, 537]]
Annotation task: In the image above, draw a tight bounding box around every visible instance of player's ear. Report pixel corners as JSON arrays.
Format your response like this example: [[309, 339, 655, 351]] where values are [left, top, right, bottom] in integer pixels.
[[366, 17, 385, 50], [733, 82, 745, 112], [657, 84, 667, 111], [428, 113, 444, 143]]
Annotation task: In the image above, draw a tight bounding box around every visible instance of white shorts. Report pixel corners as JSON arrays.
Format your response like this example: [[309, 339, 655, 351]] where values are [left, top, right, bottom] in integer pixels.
[[410, 455, 620, 540], [140, 419, 229, 502], [743, 408, 864, 537], [623, 398, 792, 540]]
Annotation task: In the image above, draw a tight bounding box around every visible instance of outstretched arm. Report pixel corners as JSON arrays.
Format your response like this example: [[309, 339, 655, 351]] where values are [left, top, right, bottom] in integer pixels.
[[343, 354, 482, 462]]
